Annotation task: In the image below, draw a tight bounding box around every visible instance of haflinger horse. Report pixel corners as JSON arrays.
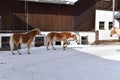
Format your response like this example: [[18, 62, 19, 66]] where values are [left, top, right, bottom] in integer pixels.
[[110, 27, 120, 39], [46, 32, 78, 50], [9, 28, 41, 55]]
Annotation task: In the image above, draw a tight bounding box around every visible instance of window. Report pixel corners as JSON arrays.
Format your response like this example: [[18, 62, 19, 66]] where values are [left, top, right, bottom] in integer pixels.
[[109, 22, 113, 30], [99, 22, 105, 30]]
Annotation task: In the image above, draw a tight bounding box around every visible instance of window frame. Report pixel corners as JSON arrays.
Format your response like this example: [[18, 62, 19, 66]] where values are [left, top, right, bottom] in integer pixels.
[[99, 21, 105, 30], [109, 22, 113, 30]]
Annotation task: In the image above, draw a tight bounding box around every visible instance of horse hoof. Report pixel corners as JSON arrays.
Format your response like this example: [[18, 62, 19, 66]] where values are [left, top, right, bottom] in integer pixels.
[[63, 48, 66, 50], [28, 53, 30, 55], [19, 53, 21, 55]]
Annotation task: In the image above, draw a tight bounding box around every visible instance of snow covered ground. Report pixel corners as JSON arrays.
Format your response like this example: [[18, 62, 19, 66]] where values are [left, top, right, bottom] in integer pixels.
[[0, 45, 120, 80]]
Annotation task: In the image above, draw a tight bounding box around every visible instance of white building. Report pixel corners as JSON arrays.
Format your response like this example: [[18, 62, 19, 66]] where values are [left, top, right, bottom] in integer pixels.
[[95, 10, 120, 40], [1, 9, 120, 50], [78, 10, 120, 45]]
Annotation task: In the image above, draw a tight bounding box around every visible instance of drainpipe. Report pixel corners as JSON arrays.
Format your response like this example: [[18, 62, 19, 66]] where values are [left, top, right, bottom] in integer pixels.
[[25, 1, 29, 31], [112, 0, 115, 27]]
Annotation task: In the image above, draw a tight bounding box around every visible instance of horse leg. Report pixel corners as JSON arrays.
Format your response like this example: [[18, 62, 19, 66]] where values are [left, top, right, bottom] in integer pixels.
[[47, 41, 50, 50], [27, 41, 33, 54], [15, 43, 21, 55], [27, 43, 31, 54], [12, 50, 15, 55], [63, 42, 66, 50], [51, 40, 56, 50], [119, 37, 120, 41], [63, 41, 67, 50], [9, 36, 15, 55], [11, 47, 15, 55]]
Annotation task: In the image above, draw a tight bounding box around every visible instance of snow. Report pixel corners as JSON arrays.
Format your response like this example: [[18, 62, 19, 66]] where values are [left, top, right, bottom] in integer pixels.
[[65, 0, 78, 2], [0, 45, 120, 80]]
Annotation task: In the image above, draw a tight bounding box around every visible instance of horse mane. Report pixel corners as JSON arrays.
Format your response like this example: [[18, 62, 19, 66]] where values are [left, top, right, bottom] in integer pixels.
[[27, 28, 36, 33], [61, 32, 77, 38], [27, 28, 40, 35], [112, 27, 120, 29]]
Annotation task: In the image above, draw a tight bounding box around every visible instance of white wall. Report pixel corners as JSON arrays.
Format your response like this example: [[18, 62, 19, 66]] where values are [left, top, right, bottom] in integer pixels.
[[41, 31, 96, 45], [0, 33, 45, 49], [1, 10, 119, 48], [0, 33, 12, 48], [78, 32, 95, 44], [95, 10, 119, 40], [0, 31, 96, 49]]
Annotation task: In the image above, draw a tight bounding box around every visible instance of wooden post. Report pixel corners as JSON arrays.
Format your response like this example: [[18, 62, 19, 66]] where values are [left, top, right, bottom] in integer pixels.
[[95, 30, 99, 45]]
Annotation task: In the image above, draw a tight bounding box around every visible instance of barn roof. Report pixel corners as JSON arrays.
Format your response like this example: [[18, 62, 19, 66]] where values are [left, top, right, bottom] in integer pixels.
[[19, 0, 78, 5]]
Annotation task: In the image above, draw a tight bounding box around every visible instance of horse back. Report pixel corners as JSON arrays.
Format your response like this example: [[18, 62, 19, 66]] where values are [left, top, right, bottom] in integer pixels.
[[21, 34, 32, 43], [61, 32, 71, 38], [47, 32, 63, 40], [13, 33, 32, 43], [47, 32, 71, 41]]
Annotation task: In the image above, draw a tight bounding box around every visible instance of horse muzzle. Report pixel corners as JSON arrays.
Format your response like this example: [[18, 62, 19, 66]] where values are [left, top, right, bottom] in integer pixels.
[[76, 40, 80, 44], [76, 40, 78, 43], [110, 35, 112, 37]]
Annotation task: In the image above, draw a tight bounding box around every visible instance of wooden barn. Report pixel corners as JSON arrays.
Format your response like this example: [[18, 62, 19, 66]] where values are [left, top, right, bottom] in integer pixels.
[[0, 0, 120, 32], [0, 0, 120, 50], [0, 0, 99, 32]]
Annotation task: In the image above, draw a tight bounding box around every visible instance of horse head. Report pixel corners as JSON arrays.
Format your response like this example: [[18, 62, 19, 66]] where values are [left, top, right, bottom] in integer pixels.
[[71, 33, 78, 43], [35, 28, 41, 35], [110, 27, 117, 37]]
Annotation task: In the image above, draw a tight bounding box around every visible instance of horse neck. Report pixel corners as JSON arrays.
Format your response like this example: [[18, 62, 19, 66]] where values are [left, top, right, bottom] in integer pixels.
[[27, 30, 37, 36]]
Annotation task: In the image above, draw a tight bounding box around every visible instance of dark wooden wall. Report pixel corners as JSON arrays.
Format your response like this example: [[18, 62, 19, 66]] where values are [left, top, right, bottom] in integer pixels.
[[0, 0, 28, 31], [96, 0, 112, 10], [0, 0, 120, 32], [74, 0, 96, 31], [0, 0, 97, 31], [116, 0, 120, 10], [0, 0, 74, 31], [73, 0, 120, 31], [96, 0, 120, 10], [27, 2, 74, 31]]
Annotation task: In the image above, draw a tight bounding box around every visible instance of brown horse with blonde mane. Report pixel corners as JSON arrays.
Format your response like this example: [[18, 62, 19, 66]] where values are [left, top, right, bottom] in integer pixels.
[[9, 28, 41, 55], [46, 32, 78, 50], [110, 27, 120, 40]]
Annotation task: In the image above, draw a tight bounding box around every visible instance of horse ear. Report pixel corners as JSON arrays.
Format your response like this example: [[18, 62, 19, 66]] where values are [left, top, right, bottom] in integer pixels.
[[38, 27, 41, 29]]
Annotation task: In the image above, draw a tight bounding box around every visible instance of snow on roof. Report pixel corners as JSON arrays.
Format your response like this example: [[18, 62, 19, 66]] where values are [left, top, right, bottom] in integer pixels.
[[115, 12, 120, 19], [19, 0, 78, 5]]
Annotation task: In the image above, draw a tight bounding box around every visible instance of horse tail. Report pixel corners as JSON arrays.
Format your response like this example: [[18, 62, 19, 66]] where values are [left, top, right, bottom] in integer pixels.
[[46, 34, 49, 49], [9, 35, 14, 54], [46, 33, 52, 50]]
